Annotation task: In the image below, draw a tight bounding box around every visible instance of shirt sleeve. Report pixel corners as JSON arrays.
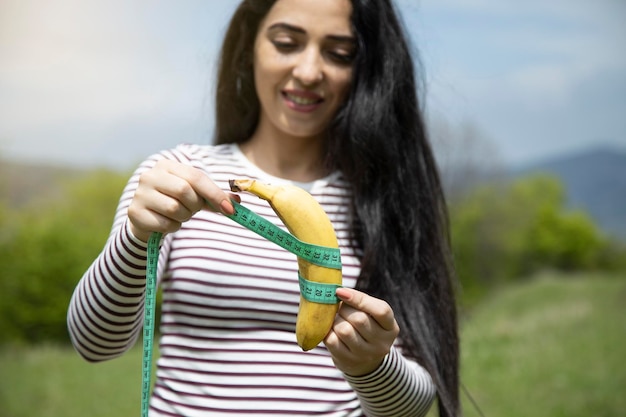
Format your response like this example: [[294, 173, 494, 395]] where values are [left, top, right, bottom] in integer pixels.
[[66, 154, 165, 362], [342, 346, 436, 417]]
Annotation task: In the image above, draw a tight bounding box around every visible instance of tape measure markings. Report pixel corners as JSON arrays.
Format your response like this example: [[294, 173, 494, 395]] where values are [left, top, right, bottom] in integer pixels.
[[141, 201, 343, 416], [141, 231, 161, 417], [298, 273, 341, 304], [227, 200, 341, 270]]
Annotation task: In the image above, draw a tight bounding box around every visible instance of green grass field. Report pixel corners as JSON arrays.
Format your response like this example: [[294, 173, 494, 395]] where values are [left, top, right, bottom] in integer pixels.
[[457, 272, 626, 417], [1, 272, 624, 417]]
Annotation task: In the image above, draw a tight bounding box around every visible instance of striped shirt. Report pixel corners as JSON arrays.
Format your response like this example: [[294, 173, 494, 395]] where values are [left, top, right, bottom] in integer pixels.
[[67, 143, 435, 416]]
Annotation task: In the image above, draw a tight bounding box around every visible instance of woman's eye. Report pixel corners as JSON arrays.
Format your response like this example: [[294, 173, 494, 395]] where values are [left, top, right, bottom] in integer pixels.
[[271, 39, 298, 51], [328, 50, 355, 65]]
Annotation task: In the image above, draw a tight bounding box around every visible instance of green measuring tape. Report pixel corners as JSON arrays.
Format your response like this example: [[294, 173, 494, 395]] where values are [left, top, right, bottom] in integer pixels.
[[140, 201, 342, 416], [298, 273, 342, 304], [226, 201, 342, 270], [141, 231, 162, 417]]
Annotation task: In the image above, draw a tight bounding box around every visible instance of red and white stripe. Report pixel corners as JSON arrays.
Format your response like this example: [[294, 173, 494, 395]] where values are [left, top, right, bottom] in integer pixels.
[[67, 143, 435, 416]]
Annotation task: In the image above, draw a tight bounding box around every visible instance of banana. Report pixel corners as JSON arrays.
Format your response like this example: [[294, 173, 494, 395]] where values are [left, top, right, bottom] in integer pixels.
[[229, 179, 342, 351]]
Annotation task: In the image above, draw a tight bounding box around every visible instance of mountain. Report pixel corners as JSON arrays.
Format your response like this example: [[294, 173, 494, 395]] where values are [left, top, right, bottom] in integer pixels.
[[513, 146, 626, 241], [3, 146, 626, 240]]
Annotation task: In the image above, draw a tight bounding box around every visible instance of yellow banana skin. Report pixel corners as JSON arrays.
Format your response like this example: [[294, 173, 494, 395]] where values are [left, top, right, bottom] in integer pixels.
[[229, 179, 342, 351]]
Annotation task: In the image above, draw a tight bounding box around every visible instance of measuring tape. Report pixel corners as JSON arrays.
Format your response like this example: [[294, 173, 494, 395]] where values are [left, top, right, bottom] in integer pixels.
[[298, 273, 342, 304], [140, 201, 342, 416], [141, 231, 162, 417], [226, 201, 342, 270]]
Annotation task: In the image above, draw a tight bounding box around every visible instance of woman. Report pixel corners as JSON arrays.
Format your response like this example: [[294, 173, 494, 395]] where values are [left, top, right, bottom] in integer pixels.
[[67, 0, 460, 416]]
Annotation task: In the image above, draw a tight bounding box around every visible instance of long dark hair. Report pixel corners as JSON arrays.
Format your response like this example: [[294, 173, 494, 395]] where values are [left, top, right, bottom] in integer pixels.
[[214, 1, 460, 416]]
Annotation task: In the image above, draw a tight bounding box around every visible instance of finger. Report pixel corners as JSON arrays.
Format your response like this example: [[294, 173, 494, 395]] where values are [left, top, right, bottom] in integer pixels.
[[331, 314, 367, 352], [204, 193, 241, 213], [335, 288, 397, 332], [337, 305, 377, 342], [153, 161, 217, 212], [324, 328, 352, 364], [173, 164, 237, 215], [156, 161, 241, 215], [155, 175, 204, 215], [325, 315, 391, 377], [141, 160, 203, 216], [145, 187, 194, 223], [128, 193, 185, 238]]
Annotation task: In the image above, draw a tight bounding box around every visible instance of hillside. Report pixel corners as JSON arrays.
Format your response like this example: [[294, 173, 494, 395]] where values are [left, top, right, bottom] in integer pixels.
[[3, 146, 626, 240], [0, 160, 84, 208], [514, 146, 626, 241], [2, 273, 624, 417]]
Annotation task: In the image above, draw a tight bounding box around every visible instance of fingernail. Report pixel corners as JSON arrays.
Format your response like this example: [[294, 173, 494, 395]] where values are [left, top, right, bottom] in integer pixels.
[[220, 199, 235, 215], [335, 287, 351, 301]]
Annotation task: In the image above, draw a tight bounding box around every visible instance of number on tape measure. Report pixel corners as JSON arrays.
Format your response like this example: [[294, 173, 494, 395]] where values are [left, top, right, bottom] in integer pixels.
[[140, 202, 343, 416], [141, 231, 162, 417], [227, 201, 341, 270], [298, 274, 341, 304]]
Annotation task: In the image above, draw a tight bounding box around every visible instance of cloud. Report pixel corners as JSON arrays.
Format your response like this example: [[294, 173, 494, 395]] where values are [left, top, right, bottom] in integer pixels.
[[0, 0, 239, 167], [401, 0, 626, 164], [1, 1, 203, 125], [1, 0, 624, 169]]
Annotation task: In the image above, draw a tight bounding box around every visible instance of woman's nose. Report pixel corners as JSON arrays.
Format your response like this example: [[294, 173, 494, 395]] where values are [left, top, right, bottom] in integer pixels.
[[292, 47, 323, 86]]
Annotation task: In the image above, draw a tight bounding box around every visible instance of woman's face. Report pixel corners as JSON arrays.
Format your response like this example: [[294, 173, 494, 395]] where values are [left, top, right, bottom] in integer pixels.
[[253, 0, 355, 141]]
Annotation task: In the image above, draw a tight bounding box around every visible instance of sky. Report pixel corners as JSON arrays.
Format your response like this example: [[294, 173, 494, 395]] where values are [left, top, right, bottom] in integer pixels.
[[1, 0, 625, 170]]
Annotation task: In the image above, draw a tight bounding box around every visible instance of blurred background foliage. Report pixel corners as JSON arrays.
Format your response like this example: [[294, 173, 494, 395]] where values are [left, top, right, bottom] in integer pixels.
[[0, 166, 624, 345], [0, 169, 129, 344], [449, 174, 625, 305]]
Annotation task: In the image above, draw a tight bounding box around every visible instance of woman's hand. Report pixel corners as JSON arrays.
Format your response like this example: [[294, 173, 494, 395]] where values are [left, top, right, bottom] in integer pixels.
[[127, 159, 238, 242], [324, 287, 400, 376]]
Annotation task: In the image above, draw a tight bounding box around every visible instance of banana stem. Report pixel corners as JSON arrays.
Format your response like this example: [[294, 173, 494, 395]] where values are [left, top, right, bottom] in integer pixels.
[[229, 179, 279, 201]]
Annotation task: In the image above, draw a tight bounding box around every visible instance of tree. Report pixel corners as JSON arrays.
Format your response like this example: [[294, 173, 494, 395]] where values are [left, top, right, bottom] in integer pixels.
[[449, 174, 615, 305], [0, 169, 130, 344]]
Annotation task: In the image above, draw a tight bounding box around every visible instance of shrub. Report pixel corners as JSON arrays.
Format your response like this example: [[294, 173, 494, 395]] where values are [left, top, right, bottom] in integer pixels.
[[0, 170, 129, 344]]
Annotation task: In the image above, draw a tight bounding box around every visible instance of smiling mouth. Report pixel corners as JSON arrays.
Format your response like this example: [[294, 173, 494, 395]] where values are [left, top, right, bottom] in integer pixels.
[[283, 92, 323, 107]]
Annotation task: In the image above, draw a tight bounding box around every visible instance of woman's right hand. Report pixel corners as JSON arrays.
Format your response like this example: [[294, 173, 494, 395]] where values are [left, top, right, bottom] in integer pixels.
[[127, 159, 239, 242]]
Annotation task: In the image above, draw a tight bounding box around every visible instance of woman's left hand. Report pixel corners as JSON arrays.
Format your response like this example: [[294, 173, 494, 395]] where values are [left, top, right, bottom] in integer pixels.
[[324, 287, 400, 376]]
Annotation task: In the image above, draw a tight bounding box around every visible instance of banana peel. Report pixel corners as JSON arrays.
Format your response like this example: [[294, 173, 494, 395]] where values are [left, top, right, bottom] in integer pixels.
[[229, 179, 342, 351]]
